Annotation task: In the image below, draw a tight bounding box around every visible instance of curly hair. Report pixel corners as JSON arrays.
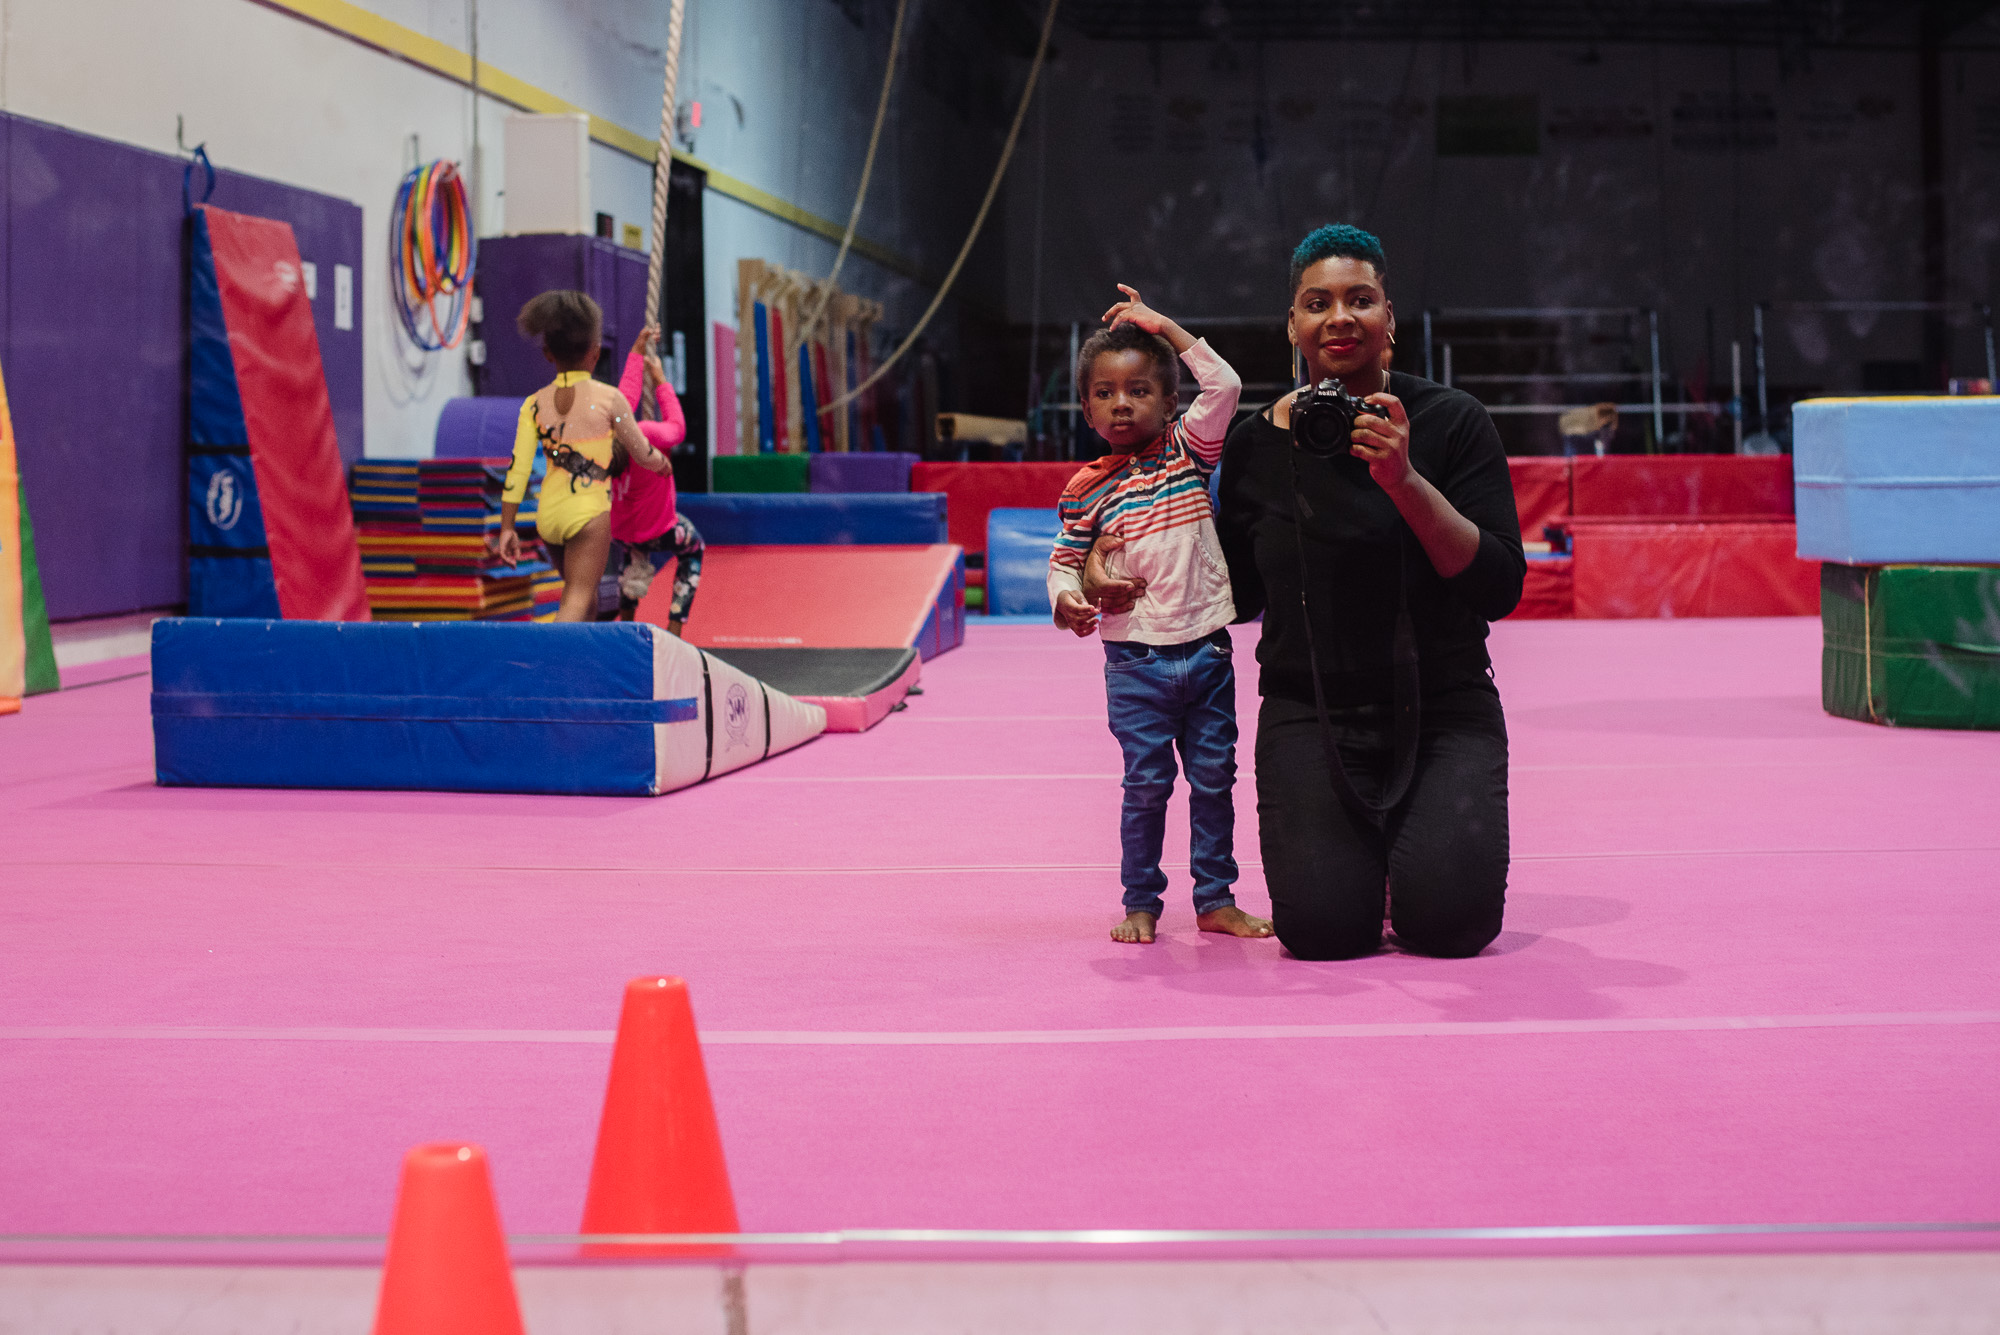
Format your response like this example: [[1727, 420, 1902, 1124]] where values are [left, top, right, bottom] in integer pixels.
[[1074, 321, 1180, 406], [516, 290, 603, 366], [1289, 223, 1388, 297]]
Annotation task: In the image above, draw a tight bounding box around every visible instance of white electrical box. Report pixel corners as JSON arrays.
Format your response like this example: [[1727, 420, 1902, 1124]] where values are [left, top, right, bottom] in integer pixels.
[[503, 113, 592, 236]]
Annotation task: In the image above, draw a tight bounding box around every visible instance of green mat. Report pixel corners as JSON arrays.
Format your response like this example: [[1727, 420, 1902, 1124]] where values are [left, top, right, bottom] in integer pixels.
[[1822, 563, 2000, 729], [712, 454, 809, 493]]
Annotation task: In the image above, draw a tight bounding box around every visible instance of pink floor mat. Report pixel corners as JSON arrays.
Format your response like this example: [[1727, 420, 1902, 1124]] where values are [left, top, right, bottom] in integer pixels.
[[2, 619, 1997, 1246]]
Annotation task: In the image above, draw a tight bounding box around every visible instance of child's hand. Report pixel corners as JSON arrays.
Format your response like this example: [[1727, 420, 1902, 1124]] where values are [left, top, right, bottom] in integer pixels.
[[492, 527, 521, 566], [1102, 284, 1167, 335], [1054, 590, 1099, 637], [644, 353, 669, 388], [630, 323, 661, 363]]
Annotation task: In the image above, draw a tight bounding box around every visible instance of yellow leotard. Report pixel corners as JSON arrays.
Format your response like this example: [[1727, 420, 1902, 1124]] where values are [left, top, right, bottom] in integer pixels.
[[502, 371, 616, 545]]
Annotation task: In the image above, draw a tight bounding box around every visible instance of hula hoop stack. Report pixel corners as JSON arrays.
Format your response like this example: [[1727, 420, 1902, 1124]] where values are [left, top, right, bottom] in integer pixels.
[[390, 160, 477, 351]]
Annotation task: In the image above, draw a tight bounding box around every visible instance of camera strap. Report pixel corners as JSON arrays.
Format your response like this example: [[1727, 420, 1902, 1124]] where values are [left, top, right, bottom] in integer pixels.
[[1286, 443, 1421, 820]]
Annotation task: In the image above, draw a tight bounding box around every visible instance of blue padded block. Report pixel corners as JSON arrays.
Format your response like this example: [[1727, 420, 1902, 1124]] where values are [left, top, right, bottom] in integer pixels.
[[676, 492, 947, 545], [1794, 397, 2000, 564], [152, 618, 666, 795], [435, 396, 528, 459], [809, 452, 918, 493], [986, 507, 1061, 617]]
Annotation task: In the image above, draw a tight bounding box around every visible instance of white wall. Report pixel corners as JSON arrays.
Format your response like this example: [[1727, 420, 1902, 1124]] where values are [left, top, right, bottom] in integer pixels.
[[0, 0, 1007, 458]]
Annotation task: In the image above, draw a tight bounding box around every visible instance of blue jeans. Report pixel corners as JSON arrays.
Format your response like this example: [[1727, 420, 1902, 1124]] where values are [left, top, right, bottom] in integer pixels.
[[1103, 628, 1239, 919]]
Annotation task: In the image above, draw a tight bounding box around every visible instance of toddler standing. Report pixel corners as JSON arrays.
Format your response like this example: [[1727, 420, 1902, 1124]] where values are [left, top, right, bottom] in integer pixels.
[[1049, 287, 1273, 946]]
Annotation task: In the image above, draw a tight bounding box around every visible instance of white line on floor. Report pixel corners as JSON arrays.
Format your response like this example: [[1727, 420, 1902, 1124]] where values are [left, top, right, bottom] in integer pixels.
[[13, 847, 1998, 875], [5, 1011, 1997, 1047]]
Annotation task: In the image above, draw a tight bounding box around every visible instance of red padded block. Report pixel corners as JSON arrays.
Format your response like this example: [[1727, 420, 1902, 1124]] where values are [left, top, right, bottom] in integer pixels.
[[1570, 455, 1793, 519], [1508, 457, 1571, 542], [911, 462, 1080, 585], [1570, 519, 1819, 618], [1508, 557, 1574, 619]]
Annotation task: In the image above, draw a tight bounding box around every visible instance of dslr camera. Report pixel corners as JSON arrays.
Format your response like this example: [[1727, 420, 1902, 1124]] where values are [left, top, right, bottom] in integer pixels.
[[1291, 378, 1372, 459]]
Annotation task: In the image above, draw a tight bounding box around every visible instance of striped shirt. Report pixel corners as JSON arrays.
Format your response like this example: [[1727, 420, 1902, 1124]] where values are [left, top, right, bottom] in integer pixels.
[[1048, 339, 1241, 645]]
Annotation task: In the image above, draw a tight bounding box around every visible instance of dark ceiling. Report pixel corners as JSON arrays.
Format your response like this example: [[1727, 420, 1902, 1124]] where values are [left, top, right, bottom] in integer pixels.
[[1042, 0, 2000, 46]]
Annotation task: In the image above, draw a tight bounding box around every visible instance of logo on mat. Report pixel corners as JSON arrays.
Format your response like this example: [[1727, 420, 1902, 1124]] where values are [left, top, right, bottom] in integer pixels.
[[205, 471, 243, 530], [723, 682, 751, 749]]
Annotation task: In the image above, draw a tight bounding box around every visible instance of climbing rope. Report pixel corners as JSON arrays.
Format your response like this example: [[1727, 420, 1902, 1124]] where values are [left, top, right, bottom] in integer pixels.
[[820, 0, 1062, 416], [389, 159, 477, 351]]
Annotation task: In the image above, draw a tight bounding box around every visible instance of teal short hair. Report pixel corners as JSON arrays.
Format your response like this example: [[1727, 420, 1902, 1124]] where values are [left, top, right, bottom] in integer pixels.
[[1289, 224, 1387, 296]]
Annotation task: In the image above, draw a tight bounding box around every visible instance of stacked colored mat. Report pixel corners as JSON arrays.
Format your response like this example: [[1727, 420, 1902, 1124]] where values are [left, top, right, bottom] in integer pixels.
[[1821, 564, 2000, 729], [348, 459, 561, 621]]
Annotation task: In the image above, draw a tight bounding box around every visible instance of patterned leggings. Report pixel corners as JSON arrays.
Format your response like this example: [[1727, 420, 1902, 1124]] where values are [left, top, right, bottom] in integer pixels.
[[615, 515, 704, 622]]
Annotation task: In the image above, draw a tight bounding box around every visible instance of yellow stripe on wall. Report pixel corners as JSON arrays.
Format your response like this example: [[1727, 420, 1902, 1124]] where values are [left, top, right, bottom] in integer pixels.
[[252, 0, 924, 281]]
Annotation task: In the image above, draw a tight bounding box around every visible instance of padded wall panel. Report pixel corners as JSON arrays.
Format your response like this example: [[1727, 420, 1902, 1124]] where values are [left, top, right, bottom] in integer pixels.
[[986, 507, 1061, 617], [677, 492, 947, 545], [911, 462, 1080, 567], [3, 112, 362, 621], [1794, 397, 2000, 565], [1571, 456, 1793, 518], [1507, 457, 1571, 540], [188, 207, 366, 622], [151, 618, 822, 796], [1507, 556, 1574, 620], [1571, 520, 1819, 618]]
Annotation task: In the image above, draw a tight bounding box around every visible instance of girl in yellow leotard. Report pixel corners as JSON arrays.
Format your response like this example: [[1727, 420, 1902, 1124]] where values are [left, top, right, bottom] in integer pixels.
[[494, 291, 671, 621]]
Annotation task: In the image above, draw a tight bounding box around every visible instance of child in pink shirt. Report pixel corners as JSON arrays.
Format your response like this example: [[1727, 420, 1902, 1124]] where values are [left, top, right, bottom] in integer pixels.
[[611, 325, 705, 633]]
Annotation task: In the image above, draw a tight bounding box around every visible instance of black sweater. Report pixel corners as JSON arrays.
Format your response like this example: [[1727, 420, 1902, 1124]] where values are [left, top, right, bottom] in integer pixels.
[[1217, 372, 1525, 707]]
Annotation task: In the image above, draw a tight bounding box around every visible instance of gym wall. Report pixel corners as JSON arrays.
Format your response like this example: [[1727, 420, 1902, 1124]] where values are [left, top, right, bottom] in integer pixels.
[[1002, 34, 2000, 406], [0, 0, 1017, 480]]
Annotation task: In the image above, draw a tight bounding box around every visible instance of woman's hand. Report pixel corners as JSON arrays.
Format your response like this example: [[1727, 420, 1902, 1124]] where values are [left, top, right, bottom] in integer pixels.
[[492, 526, 522, 566], [1080, 534, 1146, 614], [1351, 392, 1413, 492]]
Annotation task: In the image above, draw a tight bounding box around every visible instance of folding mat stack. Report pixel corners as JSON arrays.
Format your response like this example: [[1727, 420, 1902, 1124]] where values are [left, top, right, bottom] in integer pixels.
[[1796, 396, 2000, 729], [349, 459, 561, 621]]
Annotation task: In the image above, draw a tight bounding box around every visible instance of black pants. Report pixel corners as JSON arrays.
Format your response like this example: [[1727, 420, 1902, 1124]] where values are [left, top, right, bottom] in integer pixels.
[[1255, 684, 1509, 960]]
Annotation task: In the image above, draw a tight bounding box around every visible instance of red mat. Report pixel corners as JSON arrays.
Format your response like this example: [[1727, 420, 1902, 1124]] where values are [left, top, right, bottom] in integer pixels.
[[1571, 455, 1792, 519], [1507, 458, 1571, 542], [1568, 518, 1819, 618], [642, 544, 961, 651], [911, 462, 1079, 585]]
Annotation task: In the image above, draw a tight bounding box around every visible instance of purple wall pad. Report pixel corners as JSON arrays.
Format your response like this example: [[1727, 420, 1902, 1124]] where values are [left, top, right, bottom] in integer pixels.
[[473, 235, 647, 398], [809, 452, 918, 493], [2, 112, 362, 622]]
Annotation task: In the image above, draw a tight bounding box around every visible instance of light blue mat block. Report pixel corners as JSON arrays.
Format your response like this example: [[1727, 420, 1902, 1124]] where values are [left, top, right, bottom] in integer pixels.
[[987, 507, 1062, 617], [1794, 397, 2000, 564]]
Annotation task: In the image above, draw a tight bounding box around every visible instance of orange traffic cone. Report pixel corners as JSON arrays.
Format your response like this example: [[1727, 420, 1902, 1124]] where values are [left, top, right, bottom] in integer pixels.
[[581, 976, 739, 1238], [372, 1143, 525, 1335]]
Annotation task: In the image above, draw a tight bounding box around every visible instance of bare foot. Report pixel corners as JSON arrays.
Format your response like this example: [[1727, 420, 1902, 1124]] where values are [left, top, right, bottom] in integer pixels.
[[1197, 905, 1274, 938], [1110, 911, 1157, 944]]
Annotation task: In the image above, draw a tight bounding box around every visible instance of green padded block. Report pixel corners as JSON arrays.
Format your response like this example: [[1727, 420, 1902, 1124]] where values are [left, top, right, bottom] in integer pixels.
[[713, 454, 809, 494], [17, 487, 57, 696], [1822, 562, 2000, 729]]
